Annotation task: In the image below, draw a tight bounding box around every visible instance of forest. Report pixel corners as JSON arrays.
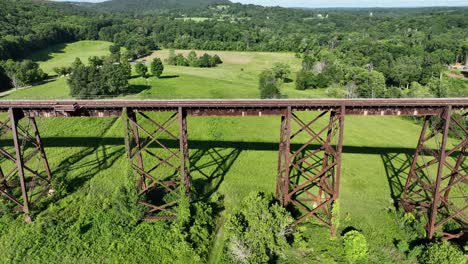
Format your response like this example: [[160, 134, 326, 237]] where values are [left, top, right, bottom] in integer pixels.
[[0, 0, 467, 97], [0, 1, 467, 263]]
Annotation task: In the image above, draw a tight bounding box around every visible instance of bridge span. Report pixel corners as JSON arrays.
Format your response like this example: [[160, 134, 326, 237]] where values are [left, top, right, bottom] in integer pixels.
[[0, 99, 466, 240]]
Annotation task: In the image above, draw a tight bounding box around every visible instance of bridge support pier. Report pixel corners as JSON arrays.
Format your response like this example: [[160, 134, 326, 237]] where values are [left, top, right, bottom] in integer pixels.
[[277, 107, 345, 235], [401, 106, 467, 240], [123, 108, 191, 220], [0, 108, 52, 222]]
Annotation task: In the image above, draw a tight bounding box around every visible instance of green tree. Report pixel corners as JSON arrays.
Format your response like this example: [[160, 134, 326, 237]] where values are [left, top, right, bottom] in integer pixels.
[[272, 63, 291, 81], [427, 74, 449, 98], [343, 230, 369, 264], [213, 54, 223, 65], [224, 192, 293, 263], [259, 70, 281, 98], [101, 63, 130, 94], [421, 241, 465, 264], [150, 58, 164, 78], [347, 67, 386, 98], [2, 59, 47, 87], [198, 54, 212, 68], [135, 62, 148, 78], [175, 54, 189, 66], [53, 66, 72, 77], [166, 49, 177, 65], [187, 51, 199, 67]]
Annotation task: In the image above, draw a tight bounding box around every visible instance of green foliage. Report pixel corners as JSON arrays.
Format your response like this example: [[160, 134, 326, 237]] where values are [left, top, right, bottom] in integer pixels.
[[166, 51, 222, 68], [187, 51, 199, 67], [272, 63, 291, 81], [68, 56, 130, 98], [420, 241, 466, 264], [135, 62, 148, 78], [295, 70, 328, 90], [259, 70, 281, 99], [1, 59, 47, 87], [53, 66, 72, 77], [342, 230, 369, 264], [223, 192, 294, 264], [331, 199, 340, 235], [150, 58, 164, 78]]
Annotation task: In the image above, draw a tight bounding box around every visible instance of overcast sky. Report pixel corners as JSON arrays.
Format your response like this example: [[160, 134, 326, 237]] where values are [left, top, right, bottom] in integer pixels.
[[53, 0, 468, 7]]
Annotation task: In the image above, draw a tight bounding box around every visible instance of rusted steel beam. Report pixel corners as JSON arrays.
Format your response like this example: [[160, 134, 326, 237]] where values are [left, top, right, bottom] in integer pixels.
[[0, 99, 465, 118], [281, 107, 345, 234], [401, 107, 467, 241], [0, 108, 52, 222], [276, 107, 291, 205], [123, 109, 191, 220], [178, 107, 191, 195]]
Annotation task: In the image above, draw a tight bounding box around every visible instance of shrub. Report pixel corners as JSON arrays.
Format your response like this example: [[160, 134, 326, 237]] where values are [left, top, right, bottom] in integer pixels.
[[150, 58, 164, 78], [259, 70, 281, 98], [135, 62, 148, 77], [224, 192, 294, 263], [343, 230, 369, 263], [420, 241, 466, 264]]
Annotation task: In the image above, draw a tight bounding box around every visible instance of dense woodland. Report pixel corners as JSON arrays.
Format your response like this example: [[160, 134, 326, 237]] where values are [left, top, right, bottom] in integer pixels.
[[0, 0, 467, 97]]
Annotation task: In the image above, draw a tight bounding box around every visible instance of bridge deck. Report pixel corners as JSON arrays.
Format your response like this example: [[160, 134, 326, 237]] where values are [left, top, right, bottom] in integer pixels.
[[0, 99, 466, 117]]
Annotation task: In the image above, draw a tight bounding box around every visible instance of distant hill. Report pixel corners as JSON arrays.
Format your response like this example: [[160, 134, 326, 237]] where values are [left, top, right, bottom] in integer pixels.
[[95, 0, 232, 13]]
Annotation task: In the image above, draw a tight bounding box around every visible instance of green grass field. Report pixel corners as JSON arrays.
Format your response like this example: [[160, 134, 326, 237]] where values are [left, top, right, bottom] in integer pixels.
[[0, 41, 461, 263], [2, 44, 329, 100]]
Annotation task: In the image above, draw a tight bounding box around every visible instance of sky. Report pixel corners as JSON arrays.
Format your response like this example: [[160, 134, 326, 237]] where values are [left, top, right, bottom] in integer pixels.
[[52, 0, 468, 8]]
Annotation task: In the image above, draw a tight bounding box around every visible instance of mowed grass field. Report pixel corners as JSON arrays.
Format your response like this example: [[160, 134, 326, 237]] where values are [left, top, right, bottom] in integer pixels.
[[0, 41, 460, 263], [2, 42, 329, 99]]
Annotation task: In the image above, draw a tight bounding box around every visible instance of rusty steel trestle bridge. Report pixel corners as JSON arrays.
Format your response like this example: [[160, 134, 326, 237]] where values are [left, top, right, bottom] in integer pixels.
[[0, 99, 466, 240]]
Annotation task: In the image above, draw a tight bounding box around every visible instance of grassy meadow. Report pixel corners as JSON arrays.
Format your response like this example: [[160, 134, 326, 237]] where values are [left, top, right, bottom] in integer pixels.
[[0, 41, 462, 263]]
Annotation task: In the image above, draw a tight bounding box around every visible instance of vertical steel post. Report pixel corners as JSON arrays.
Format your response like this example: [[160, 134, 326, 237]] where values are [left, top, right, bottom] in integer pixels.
[[401, 115, 431, 209], [30, 117, 52, 181], [427, 106, 451, 239], [276, 107, 291, 205], [283, 107, 292, 206], [331, 105, 345, 236], [178, 107, 191, 195], [9, 108, 31, 222], [126, 109, 145, 190]]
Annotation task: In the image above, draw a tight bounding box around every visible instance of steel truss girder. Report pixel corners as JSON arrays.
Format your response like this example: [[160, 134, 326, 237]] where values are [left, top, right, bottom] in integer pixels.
[[277, 106, 345, 235], [401, 107, 467, 240], [123, 107, 190, 221], [0, 108, 52, 222]]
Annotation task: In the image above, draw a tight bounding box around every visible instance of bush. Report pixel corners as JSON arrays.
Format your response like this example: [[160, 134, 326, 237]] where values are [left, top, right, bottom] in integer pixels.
[[150, 58, 164, 78], [272, 62, 291, 81], [135, 62, 148, 77], [420, 241, 466, 264], [343, 230, 369, 264], [224, 192, 294, 263], [53, 66, 72, 77], [259, 70, 281, 98]]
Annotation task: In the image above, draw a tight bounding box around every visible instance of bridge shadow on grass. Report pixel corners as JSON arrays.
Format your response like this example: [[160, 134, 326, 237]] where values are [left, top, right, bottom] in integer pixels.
[[381, 149, 464, 210], [190, 147, 241, 201]]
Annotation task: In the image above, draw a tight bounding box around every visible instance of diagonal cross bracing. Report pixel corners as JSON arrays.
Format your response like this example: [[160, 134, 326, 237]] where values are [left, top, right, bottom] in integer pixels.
[[0, 108, 52, 222], [277, 106, 345, 235], [402, 107, 467, 240], [123, 107, 190, 220]]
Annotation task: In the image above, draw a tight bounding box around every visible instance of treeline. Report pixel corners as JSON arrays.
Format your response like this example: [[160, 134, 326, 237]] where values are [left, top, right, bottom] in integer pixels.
[[2, 0, 467, 64], [165, 50, 223, 68], [0, 60, 47, 90]]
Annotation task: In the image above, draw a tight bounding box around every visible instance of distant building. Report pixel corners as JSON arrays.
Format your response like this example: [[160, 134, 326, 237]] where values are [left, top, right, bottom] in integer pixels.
[[449, 62, 464, 70]]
